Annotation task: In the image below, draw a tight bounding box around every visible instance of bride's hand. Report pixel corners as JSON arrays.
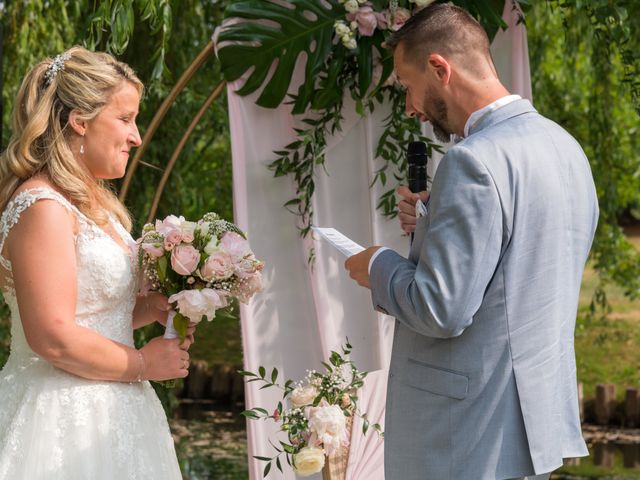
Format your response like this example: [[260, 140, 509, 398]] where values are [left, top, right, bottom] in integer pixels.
[[146, 292, 171, 325], [181, 322, 197, 349], [133, 292, 170, 329], [139, 337, 190, 381]]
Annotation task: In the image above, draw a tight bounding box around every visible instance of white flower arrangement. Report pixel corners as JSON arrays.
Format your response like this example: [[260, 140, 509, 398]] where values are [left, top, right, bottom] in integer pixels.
[[240, 340, 383, 477]]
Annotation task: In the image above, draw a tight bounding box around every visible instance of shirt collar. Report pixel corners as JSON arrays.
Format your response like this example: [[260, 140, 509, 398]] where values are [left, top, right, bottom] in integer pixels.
[[463, 94, 522, 138]]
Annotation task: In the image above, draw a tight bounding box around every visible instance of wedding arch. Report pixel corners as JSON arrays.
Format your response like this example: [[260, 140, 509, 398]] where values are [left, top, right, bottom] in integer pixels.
[[212, 1, 532, 479]]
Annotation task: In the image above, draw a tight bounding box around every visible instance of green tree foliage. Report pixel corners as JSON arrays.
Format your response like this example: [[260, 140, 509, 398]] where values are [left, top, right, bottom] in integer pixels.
[[527, 1, 640, 309], [0, 1, 236, 386]]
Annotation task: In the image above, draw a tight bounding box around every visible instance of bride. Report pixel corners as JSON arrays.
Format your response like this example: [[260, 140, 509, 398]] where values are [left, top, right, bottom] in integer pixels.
[[0, 46, 194, 479]]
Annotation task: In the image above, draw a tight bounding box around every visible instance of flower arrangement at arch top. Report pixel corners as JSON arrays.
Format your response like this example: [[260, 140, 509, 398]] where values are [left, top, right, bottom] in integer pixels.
[[240, 340, 383, 477], [334, 0, 436, 51], [137, 213, 264, 340]]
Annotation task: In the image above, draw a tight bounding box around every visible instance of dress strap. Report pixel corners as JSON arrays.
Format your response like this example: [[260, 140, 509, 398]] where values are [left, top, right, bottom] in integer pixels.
[[0, 187, 82, 270]]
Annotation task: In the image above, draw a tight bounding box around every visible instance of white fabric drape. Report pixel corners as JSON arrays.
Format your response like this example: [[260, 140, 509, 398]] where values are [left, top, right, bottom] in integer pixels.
[[227, 4, 531, 478]]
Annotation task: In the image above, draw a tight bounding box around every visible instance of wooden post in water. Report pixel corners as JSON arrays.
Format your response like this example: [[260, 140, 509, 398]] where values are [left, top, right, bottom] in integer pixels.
[[622, 443, 640, 469], [595, 384, 616, 425], [563, 457, 581, 467], [593, 442, 615, 468], [577, 382, 584, 422], [624, 388, 639, 427]]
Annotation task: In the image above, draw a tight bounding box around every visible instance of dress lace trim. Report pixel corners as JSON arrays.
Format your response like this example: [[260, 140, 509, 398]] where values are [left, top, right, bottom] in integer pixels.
[[0, 188, 82, 272]]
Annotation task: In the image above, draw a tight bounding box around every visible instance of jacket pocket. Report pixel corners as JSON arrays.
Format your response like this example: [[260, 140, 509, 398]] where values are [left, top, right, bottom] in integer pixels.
[[403, 358, 469, 400]]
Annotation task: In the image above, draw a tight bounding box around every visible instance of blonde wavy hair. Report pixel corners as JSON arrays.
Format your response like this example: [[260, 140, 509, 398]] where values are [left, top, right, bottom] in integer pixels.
[[0, 46, 144, 231]]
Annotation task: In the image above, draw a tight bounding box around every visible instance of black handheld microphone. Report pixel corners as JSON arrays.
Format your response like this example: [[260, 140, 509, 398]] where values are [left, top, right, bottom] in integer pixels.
[[407, 141, 428, 194], [407, 141, 428, 243]]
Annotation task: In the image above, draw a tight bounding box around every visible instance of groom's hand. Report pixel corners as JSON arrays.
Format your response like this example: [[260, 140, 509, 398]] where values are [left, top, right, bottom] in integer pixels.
[[397, 185, 429, 234], [345, 246, 381, 289]]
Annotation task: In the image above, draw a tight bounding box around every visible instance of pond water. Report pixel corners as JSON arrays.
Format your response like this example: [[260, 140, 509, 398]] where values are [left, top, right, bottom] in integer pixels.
[[171, 401, 640, 480], [555, 442, 640, 479]]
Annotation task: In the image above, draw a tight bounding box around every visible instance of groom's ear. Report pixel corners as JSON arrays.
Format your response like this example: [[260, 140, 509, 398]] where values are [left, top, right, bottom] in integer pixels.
[[427, 54, 451, 86]]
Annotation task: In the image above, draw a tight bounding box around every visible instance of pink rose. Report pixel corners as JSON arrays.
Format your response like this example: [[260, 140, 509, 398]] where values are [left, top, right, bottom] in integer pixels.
[[155, 215, 184, 236], [346, 6, 378, 37], [171, 244, 200, 275], [200, 252, 234, 281], [234, 257, 263, 279], [220, 232, 251, 262], [166, 230, 182, 245], [141, 242, 164, 258], [390, 7, 411, 31], [182, 231, 194, 243], [168, 288, 228, 323]]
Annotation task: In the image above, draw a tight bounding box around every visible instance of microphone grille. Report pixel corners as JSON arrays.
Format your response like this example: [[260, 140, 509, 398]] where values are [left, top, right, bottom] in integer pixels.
[[408, 141, 427, 156]]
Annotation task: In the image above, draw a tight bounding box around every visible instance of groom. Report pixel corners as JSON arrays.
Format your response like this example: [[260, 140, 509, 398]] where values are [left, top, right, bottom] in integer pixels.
[[345, 4, 598, 480]]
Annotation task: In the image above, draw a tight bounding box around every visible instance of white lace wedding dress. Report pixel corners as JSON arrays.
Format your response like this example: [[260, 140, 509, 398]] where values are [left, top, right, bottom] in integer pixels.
[[0, 188, 182, 479]]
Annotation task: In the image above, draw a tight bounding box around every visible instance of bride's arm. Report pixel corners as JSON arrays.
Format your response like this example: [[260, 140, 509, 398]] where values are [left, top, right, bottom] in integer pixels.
[[8, 200, 190, 382]]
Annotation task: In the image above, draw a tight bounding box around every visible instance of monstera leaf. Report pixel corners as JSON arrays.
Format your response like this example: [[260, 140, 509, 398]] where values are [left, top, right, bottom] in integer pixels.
[[217, 0, 344, 114]]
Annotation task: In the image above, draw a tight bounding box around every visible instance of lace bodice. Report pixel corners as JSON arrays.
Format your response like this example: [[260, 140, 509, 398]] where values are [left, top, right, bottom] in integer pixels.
[[0, 187, 139, 363]]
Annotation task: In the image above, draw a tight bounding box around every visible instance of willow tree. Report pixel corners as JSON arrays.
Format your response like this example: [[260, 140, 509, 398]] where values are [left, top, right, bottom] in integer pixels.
[[528, 1, 640, 313]]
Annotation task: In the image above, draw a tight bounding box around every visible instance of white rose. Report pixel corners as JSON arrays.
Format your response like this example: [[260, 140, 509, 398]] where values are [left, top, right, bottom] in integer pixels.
[[168, 288, 228, 323], [306, 403, 348, 455], [290, 385, 318, 408], [204, 236, 221, 256], [344, 0, 359, 13], [293, 447, 325, 477], [334, 21, 350, 37]]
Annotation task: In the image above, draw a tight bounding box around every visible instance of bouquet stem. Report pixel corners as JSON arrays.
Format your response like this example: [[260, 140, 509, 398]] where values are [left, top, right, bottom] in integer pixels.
[[163, 310, 179, 340], [161, 310, 179, 389]]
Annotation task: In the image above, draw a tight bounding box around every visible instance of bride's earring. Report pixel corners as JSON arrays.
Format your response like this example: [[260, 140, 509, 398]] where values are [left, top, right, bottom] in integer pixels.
[[80, 144, 85, 155]]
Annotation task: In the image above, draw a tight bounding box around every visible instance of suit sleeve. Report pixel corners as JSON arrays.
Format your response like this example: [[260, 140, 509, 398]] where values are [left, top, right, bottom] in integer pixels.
[[370, 145, 503, 338]]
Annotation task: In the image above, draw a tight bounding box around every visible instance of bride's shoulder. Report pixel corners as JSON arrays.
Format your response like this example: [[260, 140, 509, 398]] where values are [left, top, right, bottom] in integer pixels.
[[11, 177, 63, 201], [3, 179, 77, 230]]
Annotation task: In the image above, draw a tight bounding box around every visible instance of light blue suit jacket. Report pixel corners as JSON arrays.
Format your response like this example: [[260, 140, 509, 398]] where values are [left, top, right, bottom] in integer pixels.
[[370, 99, 598, 480]]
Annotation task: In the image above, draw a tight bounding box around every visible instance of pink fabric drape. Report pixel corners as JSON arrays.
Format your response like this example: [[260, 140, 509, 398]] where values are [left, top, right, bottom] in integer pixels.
[[227, 3, 531, 478]]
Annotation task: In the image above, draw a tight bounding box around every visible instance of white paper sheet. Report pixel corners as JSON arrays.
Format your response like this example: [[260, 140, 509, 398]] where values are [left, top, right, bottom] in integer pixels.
[[312, 227, 365, 257]]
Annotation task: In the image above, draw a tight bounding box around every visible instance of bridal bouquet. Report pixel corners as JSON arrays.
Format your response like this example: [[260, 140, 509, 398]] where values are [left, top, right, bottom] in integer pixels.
[[137, 213, 264, 340], [241, 341, 382, 478]]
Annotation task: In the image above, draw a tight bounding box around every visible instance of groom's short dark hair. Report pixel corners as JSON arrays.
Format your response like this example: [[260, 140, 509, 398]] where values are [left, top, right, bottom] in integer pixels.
[[386, 4, 494, 76]]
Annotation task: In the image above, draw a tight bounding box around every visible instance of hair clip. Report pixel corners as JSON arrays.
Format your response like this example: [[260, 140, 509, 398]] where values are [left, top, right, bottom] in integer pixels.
[[44, 52, 72, 87]]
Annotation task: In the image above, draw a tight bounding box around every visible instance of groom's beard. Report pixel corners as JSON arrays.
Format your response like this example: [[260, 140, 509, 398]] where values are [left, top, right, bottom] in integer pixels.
[[424, 94, 453, 143]]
